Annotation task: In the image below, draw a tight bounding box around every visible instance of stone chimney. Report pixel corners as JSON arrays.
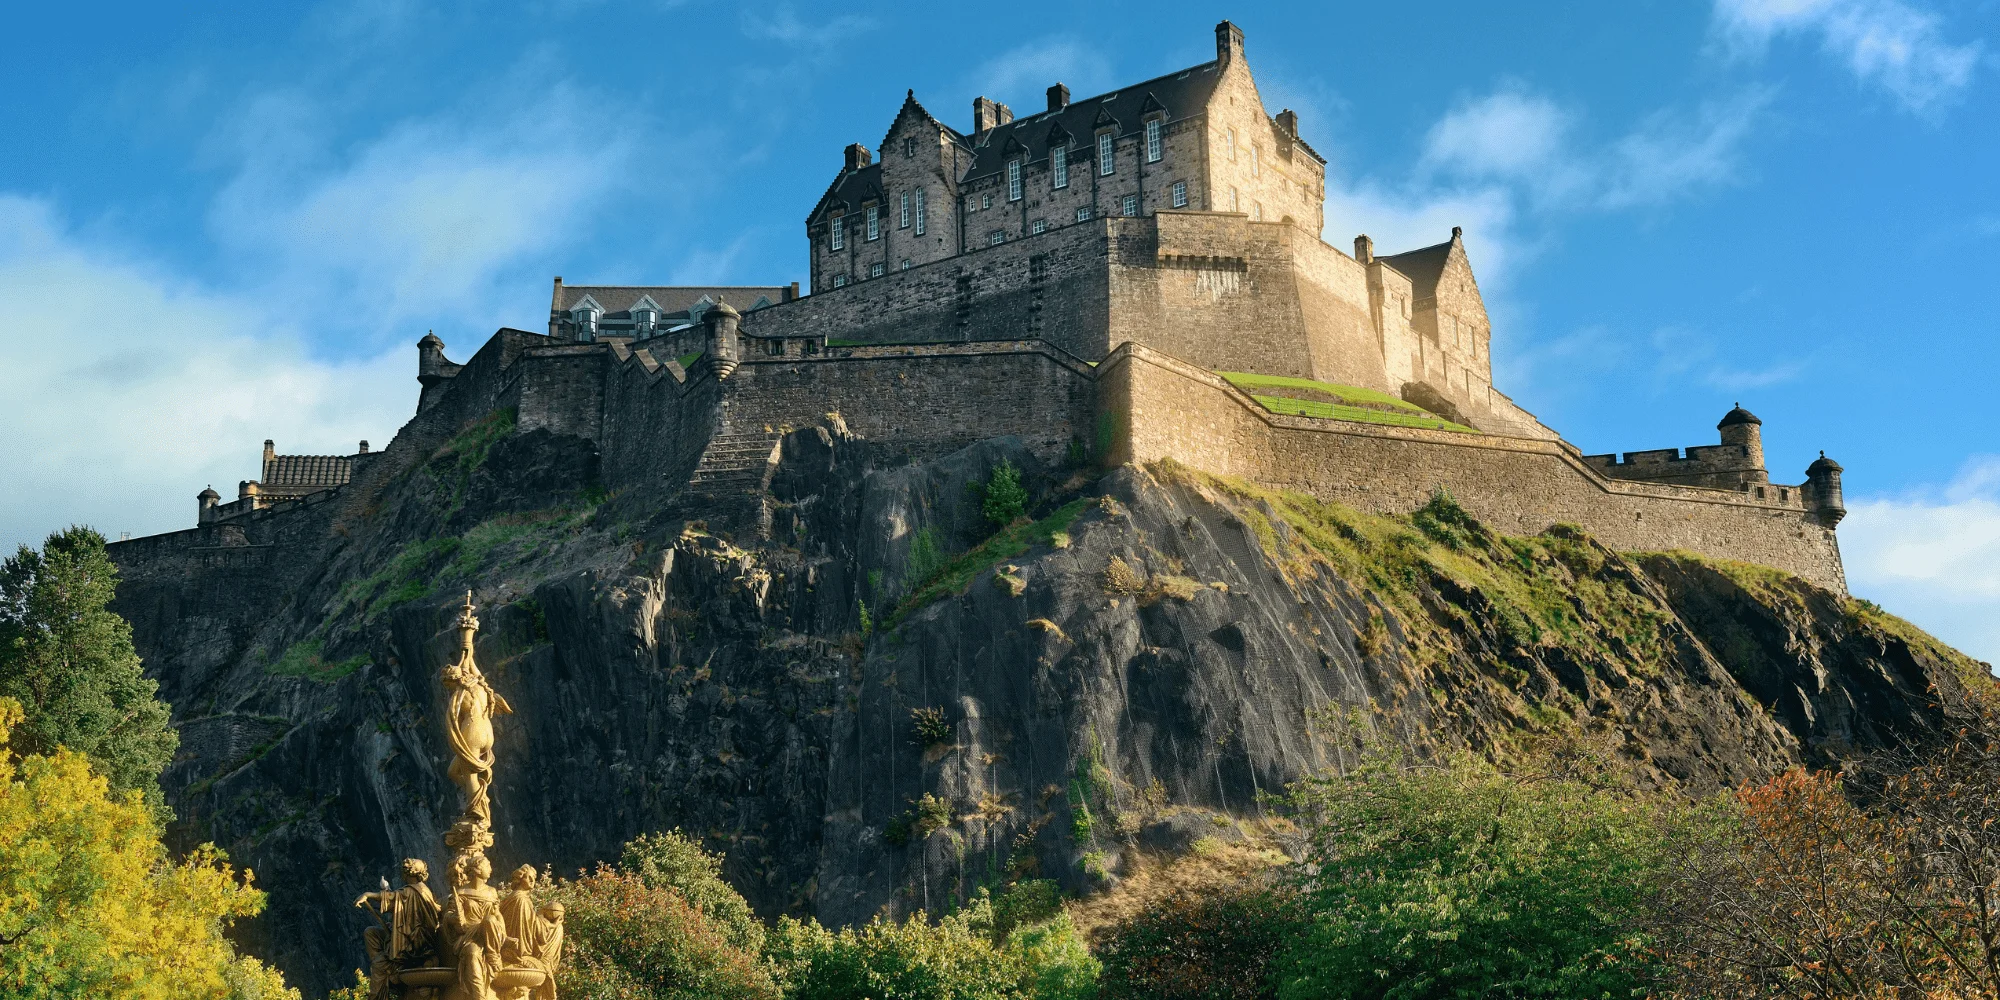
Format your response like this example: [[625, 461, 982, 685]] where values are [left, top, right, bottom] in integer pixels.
[[1047, 83, 1070, 113], [1216, 20, 1244, 64], [1276, 109, 1298, 138], [1806, 452, 1847, 527], [263, 439, 276, 464], [197, 486, 220, 525], [357, 440, 370, 455], [705, 300, 742, 379], [844, 143, 872, 171], [972, 97, 1013, 133], [1354, 234, 1374, 264]]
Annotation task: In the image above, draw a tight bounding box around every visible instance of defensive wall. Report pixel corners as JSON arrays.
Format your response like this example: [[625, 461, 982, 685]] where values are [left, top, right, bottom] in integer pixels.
[[1095, 343, 1849, 592]]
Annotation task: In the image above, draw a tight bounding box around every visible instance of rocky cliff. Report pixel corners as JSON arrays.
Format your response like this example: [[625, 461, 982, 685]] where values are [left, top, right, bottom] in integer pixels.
[[110, 414, 1991, 996]]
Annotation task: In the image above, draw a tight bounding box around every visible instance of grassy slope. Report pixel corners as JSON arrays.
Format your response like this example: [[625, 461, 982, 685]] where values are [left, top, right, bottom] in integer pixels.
[[1214, 371, 1478, 433]]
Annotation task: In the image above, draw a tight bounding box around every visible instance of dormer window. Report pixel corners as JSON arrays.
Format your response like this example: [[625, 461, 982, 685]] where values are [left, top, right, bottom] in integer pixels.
[[633, 307, 657, 335], [830, 214, 845, 250], [1146, 119, 1162, 162], [1052, 145, 1068, 189], [572, 305, 600, 339], [1097, 132, 1114, 175]]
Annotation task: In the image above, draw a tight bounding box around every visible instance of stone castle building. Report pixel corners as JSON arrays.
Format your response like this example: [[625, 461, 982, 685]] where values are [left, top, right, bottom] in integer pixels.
[[147, 20, 1850, 591]]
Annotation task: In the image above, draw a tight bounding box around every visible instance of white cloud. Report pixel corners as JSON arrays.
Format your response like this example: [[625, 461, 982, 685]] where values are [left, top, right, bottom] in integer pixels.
[[1417, 86, 1771, 212], [1712, 0, 1981, 111], [206, 84, 634, 339], [1843, 456, 2000, 665], [0, 196, 410, 553], [966, 37, 1115, 113]]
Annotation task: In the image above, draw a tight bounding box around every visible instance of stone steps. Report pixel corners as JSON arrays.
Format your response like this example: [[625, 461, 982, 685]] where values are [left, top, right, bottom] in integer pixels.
[[680, 432, 782, 540]]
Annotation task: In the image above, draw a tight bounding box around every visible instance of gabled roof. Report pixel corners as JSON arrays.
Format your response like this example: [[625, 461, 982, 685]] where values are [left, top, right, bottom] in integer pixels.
[[960, 59, 1225, 183], [806, 162, 883, 226], [553, 286, 789, 316], [876, 89, 966, 155], [1377, 240, 1455, 300]]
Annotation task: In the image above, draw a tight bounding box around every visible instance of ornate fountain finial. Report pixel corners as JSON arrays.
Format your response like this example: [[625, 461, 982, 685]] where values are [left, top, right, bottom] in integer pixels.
[[353, 596, 560, 1000]]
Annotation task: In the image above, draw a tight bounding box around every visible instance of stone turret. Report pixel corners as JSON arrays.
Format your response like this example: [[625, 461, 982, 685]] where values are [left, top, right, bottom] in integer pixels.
[[1806, 452, 1846, 527], [1717, 404, 1768, 485], [197, 486, 220, 524], [418, 332, 450, 389], [705, 300, 742, 379]]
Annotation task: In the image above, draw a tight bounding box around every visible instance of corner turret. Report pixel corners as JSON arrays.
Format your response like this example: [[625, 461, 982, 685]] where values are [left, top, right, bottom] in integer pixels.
[[1717, 403, 1768, 484], [1806, 452, 1846, 527], [197, 486, 220, 524], [705, 300, 742, 379], [417, 331, 462, 411]]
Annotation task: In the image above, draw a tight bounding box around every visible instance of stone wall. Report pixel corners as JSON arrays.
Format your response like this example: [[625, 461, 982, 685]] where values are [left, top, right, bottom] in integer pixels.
[[1097, 343, 1848, 592]]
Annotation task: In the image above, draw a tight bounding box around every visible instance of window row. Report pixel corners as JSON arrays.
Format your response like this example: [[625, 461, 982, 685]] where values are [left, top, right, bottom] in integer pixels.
[[827, 190, 927, 250]]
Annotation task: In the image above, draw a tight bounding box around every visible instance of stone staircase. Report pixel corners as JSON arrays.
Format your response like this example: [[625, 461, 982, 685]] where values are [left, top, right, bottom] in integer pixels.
[[680, 431, 782, 540]]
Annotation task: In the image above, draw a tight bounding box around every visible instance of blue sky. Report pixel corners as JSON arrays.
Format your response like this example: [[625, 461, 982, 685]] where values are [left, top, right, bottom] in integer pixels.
[[2, 0, 1995, 661]]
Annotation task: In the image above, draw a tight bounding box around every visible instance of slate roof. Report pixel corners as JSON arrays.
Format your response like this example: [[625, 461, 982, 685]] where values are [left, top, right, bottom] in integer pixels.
[[960, 60, 1225, 184], [1377, 240, 1454, 300], [556, 286, 789, 317], [262, 454, 352, 489], [809, 162, 883, 227]]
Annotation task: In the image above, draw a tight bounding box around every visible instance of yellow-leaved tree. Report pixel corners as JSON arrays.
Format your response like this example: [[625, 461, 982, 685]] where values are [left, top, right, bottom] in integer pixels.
[[0, 696, 297, 1000]]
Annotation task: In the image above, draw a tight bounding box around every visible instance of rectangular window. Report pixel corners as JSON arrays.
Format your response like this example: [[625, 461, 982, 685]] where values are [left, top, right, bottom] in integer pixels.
[[1250, 145, 1259, 177], [1226, 128, 1236, 161], [1031, 219, 1047, 234], [982, 193, 992, 209], [1076, 206, 1091, 222], [901, 258, 912, 270], [830, 215, 844, 250], [1008, 159, 1022, 201], [870, 262, 885, 277], [1253, 201, 1263, 221], [989, 229, 1005, 246], [914, 190, 926, 235], [1146, 119, 1162, 162], [1172, 180, 1187, 207], [1229, 187, 1239, 212], [832, 273, 848, 287], [866, 205, 879, 241], [1097, 133, 1114, 175], [1121, 194, 1137, 216], [1052, 145, 1068, 188], [899, 192, 910, 228]]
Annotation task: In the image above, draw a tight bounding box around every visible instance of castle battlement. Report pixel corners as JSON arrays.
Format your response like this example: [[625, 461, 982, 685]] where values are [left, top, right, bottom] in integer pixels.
[[152, 19, 1850, 593]]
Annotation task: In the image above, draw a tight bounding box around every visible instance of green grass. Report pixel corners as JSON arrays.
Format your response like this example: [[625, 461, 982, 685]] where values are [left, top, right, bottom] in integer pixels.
[[1215, 371, 1479, 433], [888, 498, 1091, 629], [676, 350, 704, 369], [267, 639, 367, 682]]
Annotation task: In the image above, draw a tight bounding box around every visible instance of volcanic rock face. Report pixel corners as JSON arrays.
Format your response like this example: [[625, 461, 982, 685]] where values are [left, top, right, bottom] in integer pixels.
[[111, 420, 1988, 995]]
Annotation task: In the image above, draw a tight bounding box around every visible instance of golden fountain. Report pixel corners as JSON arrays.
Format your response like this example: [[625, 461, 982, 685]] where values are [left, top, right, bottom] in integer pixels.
[[353, 594, 563, 1000]]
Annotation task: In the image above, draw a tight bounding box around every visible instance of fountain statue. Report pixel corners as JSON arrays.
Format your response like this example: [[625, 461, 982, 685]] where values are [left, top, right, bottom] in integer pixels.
[[353, 594, 563, 1000]]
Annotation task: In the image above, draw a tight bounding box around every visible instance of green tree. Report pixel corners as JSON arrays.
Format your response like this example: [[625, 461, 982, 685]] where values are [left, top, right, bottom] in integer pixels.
[[982, 462, 1029, 528], [0, 697, 289, 1000], [0, 527, 176, 807], [619, 829, 765, 953], [1275, 744, 1692, 1000], [1097, 878, 1302, 1000], [547, 866, 780, 1000]]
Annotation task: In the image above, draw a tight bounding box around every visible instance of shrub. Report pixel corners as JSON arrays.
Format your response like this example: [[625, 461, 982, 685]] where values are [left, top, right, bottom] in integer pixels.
[[912, 706, 953, 747], [1097, 878, 1301, 1000], [547, 866, 779, 1000], [619, 829, 764, 953], [1273, 746, 1686, 1000], [983, 461, 1030, 527]]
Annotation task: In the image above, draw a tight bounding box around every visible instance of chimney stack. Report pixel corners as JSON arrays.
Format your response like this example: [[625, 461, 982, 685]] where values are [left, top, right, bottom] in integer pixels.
[[972, 96, 1013, 133], [1047, 83, 1070, 113], [1276, 109, 1298, 138], [1354, 235, 1374, 264], [1216, 20, 1244, 63], [357, 440, 370, 455], [844, 143, 872, 171]]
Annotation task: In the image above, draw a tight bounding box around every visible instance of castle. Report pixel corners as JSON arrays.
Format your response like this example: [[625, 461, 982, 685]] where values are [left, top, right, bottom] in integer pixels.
[[169, 21, 1849, 591]]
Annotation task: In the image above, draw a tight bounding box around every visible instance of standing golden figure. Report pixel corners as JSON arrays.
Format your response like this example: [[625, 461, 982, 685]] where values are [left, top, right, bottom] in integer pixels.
[[354, 594, 562, 1000]]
